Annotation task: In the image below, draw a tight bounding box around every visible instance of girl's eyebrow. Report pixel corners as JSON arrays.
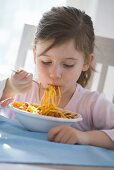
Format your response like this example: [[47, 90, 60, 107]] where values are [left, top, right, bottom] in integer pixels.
[[42, 54, 51, 57], [38, 54, 50, 57], [65, 58, 78, 60], [39, 54, 78, 60]]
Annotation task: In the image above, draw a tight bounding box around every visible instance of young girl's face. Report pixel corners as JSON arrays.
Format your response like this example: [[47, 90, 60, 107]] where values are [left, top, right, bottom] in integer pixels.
[[33, 39, 90, 94]]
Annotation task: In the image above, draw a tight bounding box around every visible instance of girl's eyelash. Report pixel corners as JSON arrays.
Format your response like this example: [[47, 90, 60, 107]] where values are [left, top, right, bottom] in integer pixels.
[[63, 64, 74, 68], [41, 61, 52, 65], [41, 61, 74, 68]]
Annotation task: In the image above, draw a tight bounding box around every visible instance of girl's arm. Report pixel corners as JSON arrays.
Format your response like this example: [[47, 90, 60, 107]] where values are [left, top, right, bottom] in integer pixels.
[[85, 130, 114, 149], [48, 126, 114, 149]]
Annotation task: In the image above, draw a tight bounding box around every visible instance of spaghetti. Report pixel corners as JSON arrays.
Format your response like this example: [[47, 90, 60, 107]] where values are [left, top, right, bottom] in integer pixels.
[[12, 85, 78, 119]]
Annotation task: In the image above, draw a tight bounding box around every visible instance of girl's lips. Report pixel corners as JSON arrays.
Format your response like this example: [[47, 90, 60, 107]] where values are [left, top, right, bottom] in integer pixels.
[[54, 85, 59, 90]]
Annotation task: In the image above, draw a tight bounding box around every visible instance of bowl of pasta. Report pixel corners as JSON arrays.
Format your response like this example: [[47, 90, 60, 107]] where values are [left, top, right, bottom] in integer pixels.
[[9, 101, 82, 132], [9, 85, 82, 132]]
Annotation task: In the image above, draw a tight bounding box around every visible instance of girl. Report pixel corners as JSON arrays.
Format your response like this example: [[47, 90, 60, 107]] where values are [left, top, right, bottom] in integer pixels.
[[0, 6, 114, 149]]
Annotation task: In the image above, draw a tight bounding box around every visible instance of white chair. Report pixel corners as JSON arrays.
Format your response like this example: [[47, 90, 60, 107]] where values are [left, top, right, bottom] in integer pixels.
[[87, 36, 114, 102], [15, 24, 36, 70], [16, 24, 114, 103]]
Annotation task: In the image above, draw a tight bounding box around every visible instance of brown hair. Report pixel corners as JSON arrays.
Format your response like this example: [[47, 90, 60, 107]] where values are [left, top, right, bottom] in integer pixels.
[[34, 6, 95, 87]]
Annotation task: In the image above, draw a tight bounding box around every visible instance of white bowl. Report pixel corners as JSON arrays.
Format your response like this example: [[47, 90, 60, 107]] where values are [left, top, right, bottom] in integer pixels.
[[9, 104, 83, 132]]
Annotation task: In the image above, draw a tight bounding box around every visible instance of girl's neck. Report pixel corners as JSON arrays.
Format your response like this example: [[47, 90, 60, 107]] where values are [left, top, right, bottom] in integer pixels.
[[58, 85, 76, 108]]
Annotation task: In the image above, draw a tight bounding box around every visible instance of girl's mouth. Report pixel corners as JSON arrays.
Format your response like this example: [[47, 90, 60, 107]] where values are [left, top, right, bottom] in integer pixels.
[[53, 85, 59, 90], [49, 84, 61, 89]]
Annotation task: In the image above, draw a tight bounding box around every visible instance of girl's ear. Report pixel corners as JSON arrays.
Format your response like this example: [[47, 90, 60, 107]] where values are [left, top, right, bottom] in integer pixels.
[[82, 53, 94, 71], [33, 47, 37, 64]]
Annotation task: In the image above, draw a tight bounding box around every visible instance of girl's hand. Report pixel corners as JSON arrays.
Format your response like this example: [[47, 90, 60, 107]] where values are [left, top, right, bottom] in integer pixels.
[[48, 125, 89, 145], [8, 70, 33, 94], [0, 97, 14, 107]]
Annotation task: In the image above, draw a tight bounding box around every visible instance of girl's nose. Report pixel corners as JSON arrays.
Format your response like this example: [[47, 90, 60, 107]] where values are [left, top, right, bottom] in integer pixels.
[[49, 65, 62, 79]]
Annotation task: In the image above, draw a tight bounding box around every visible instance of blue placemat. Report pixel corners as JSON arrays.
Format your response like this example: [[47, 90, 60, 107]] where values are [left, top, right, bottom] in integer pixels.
[[0, 115, 114, 167]]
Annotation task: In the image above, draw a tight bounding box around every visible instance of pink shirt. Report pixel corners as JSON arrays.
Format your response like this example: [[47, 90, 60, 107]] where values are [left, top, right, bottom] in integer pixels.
[[14, 83, 114, 142], [1, 80, 114, 141]]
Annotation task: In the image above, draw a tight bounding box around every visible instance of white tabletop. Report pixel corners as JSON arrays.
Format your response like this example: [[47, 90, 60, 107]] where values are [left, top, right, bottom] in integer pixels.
[[0, 115, 114, 169], [0, 164, 113, 170]]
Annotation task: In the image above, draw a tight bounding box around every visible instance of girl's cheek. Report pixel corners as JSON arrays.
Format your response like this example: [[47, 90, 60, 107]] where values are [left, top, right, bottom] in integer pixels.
[[38, 63, 46, 72], [38, 66, 49, 83], [38, 66, 48, 77]]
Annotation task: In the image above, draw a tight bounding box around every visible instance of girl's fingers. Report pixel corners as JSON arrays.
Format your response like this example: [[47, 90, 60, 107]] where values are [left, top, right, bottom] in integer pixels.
[[48, 126, 79, 144], [48, 126, 62, 141], [14, 75, 33, 85], [66, 135, 78, 144], [0, 97, 14, 107], [53, 130, 64, 143], [12, 70, 33, 81]]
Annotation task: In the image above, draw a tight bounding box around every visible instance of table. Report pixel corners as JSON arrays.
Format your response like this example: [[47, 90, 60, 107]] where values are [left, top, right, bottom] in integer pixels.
[[0, 115, 114, 169], [0, 164, 114, 170]]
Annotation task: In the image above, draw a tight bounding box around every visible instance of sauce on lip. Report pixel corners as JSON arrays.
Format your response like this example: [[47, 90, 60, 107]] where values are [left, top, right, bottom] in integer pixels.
[[53, 85, 59, 90]]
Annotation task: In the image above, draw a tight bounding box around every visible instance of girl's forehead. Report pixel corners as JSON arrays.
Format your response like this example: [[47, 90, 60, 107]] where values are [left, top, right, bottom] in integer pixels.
[[36, 39, 84, 58], [37, 39, 74, 47], [36, 39, 54, 50]]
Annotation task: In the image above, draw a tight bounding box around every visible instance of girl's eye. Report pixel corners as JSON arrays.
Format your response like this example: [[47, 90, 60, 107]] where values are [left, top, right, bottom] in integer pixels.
[[41, 61, 52, 65], [63, 64, 74, 68]]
